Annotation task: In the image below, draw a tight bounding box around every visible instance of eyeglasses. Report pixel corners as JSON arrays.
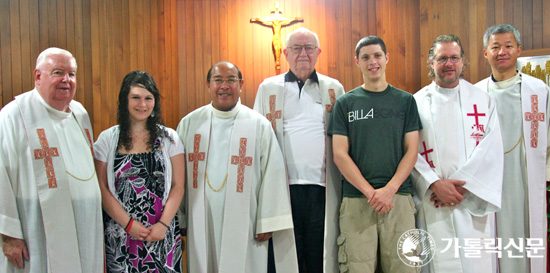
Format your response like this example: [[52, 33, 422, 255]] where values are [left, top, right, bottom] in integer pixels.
[[435, 56, 462, 64], [288, 44, 318, 54], [211, 78, 241, 85]]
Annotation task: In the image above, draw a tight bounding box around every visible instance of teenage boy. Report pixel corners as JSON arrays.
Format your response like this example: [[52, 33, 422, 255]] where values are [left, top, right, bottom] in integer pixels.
[[329, 36, 421, 273]]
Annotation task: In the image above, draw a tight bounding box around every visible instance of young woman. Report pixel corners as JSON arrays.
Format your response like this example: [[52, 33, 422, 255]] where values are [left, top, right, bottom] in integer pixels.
[[94, 71, 185, 273]]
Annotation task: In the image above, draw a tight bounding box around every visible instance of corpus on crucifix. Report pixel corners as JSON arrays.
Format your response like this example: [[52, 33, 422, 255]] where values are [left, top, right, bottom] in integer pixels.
[[251, 1, 303, 74]]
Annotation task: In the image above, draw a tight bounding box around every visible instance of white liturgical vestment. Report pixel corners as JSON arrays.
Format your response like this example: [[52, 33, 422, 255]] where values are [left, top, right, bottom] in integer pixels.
[[412, 80, 504, 273], [476, 72, 549, 273], [177, 102, 298, 273], [0, 90, 103, 273]]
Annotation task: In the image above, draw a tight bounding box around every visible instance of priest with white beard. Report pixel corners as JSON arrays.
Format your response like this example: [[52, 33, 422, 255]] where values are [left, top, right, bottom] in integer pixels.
[[177, 61, 298, 273], [475, 24, 549, 273], [0, 48, 103, 273], [412, 35, 503, 273]]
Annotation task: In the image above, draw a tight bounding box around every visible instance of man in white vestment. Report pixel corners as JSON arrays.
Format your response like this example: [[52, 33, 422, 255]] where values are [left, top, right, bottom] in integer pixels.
[[177, 61, 298, 273], [475, 24, 549, 273], [0, 48, 103, 273], [254, 27, 344, 273], [412, 35, 504, 273]]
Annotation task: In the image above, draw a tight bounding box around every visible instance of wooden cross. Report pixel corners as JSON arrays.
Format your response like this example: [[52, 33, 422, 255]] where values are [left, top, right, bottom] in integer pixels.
[[231, 138, 253, 193], [250, 1, 303, 74], [34, 129, 59, 188], [525, 95, 545, 148], [188, 134, 205, 188], [266, 95, 282, 132]]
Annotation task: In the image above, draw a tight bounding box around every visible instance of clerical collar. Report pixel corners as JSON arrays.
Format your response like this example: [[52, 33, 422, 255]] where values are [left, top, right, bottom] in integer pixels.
[[34, 89, 72, 119], [285, 70, 319, 94], [210, 101, 241, 118]]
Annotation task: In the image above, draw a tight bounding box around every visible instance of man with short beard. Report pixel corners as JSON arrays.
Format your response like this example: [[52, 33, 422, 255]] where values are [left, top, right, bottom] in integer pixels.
[[412, 35, 503, 273]]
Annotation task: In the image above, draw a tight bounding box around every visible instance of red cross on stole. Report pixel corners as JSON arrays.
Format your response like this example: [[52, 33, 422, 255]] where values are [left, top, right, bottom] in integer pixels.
[[525, 95, 545, 148], [188, 134, 206, 188], [420, 141, 435, 168], [266, 95, 282, 133], [230, 138, 253, 193], [325, 89, 336, 113], [33, 129, 60, 188], [467, 104, 486, 146]]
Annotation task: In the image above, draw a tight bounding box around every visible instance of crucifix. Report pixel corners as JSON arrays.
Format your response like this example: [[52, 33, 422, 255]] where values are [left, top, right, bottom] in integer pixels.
[[251, 1, 303, 74]]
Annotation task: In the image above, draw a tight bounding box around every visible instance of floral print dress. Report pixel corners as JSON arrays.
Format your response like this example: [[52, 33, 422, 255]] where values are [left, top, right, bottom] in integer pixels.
[[104, 139, 182, 273]]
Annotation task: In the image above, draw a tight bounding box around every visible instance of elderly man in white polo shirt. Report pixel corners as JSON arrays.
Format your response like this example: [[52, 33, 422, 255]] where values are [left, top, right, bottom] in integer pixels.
[[254, 27, 345, 273]]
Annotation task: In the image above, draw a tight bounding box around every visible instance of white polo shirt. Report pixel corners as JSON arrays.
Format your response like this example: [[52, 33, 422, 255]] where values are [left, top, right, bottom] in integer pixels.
[[283, 72, 326, 186]]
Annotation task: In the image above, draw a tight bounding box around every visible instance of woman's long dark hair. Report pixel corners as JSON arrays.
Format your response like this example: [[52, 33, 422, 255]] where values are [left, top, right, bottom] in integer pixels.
[[117, 71, 167, 151]]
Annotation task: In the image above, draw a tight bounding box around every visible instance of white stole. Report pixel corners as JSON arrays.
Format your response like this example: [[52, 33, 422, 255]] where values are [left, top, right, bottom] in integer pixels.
[[520, 76, 548, 272], [416, 81, 491, 273], [14, 90, 93, 273], [184, 105, 261, 272]]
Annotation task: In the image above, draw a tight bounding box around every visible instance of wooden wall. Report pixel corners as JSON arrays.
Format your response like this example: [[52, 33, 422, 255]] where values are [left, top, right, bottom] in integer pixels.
[[0, 0, 179, 137], [178, 0, 550, 118], [177, 0, 421, 114], [1, 0, 550, 136], [418, 0, 550, 87]]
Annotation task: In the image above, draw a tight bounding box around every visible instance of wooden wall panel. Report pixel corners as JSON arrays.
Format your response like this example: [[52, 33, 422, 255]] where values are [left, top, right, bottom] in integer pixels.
[[419, 0, 550, 87], [2, 0, 550, 133], [0, 0, 180, 138], [176, 0, 422, 118]]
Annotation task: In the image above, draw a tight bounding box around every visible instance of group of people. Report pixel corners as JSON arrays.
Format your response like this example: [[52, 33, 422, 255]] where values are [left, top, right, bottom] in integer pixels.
[[0, 24, 547, 273]]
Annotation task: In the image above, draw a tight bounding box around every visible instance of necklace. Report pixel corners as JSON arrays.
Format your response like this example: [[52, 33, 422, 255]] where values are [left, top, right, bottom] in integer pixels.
[[504, 135, 523, 154], [66, 169, 96, 181], [205, 171, 228, 192]]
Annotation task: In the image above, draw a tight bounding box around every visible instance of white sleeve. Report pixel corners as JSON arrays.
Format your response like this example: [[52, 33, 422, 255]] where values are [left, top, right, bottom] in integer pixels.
[[450, 98, 503, 216], [411, 151, 441, 201], [0, 109, 24, 239], [165, 127, 184, 157], [93, 129, 112, 163]]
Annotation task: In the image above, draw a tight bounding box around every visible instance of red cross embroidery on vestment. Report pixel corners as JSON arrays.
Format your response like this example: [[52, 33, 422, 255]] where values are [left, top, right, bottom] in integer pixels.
[[325, 89, 336, 113], [188, 134, 205, 188], [34, 129, 59, 188], [420, 141, 435, 168], [85, 129, 94, 156], [467, 104, 486, 146], [230, 138, 253, 193], [525, 95, 545, 148], [266, 95, 282, 133]]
